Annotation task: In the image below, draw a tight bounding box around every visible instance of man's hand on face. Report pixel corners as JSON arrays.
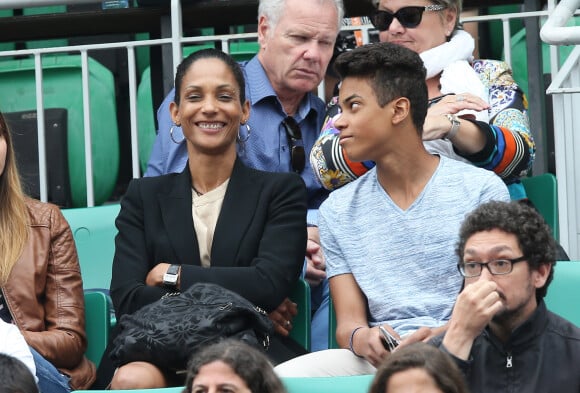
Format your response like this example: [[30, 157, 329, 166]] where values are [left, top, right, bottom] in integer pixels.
[[442, 280, 504, 360]]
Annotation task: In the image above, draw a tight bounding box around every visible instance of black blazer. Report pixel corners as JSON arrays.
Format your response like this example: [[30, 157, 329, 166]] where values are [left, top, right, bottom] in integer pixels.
[[110, 159, 308, 317]]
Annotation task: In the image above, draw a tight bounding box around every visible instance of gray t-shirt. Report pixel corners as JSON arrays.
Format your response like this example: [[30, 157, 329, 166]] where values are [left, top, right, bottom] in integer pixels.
[[320, 156, 510, 337]]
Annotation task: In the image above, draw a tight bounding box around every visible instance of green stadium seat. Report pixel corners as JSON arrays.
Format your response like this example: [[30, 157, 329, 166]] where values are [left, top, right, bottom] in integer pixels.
[[0, 54, 120, 207], [328, 297, 339, 349], [137, 66, 156, 173], [288, 278, 312, 351], [84, 291, 111, 367], [72, 375, 375, 393], [61, 203, 120, 291], [521, 173, 559, 241], [229, 41, 260, 61], [73, 387, 181, 393], [545, 261, 580, 327], [283, 375, 374, 393]]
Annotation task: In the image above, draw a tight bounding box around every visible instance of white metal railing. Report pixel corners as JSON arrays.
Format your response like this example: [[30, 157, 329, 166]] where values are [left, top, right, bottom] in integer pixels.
[[0, 3, 577, 213], [541, 0, 580, 45], [542, 0, 580, 259]]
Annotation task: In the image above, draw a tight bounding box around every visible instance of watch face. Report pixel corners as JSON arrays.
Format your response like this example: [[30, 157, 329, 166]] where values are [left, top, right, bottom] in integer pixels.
[[163, 272, 178, 286]]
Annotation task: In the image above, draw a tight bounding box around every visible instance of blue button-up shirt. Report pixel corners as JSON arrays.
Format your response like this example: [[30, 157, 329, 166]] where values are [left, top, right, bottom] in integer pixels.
[[144, 55, 329, 210]]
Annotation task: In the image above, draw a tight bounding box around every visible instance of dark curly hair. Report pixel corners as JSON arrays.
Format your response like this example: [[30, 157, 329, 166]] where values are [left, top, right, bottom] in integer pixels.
[[456, 200, 556, 300], [333, 42, 428, 136], [183, 339, 286, 393]]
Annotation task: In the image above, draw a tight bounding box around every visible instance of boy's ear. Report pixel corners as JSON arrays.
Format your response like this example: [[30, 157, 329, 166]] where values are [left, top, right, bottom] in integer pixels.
[[390, 97, 411, 125]]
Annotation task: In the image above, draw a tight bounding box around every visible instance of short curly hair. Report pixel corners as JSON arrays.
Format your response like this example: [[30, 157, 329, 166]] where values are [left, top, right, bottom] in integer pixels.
[[456, 200, 556, 300]]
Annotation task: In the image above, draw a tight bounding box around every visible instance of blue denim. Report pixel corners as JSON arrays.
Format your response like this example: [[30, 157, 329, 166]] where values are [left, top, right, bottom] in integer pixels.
[[30, 347, 71, 393], [310, 278, 330, 352]]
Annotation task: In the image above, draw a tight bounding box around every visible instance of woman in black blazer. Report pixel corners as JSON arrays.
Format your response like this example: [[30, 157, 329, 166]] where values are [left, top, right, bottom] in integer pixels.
[[105, 48, 308, 389]]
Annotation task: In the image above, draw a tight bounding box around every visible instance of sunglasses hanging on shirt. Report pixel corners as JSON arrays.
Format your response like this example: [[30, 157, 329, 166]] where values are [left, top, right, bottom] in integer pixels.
[[281, 116, 306, 173], [370, 5, 446, 31]]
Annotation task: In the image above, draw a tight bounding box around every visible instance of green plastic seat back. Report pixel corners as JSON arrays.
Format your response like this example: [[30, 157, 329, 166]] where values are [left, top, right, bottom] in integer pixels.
[[0, 55, 119, 207], [288, 278, 311, 351], [61, 204, 120, 290], [328, 297, 339, 349], [521, 173, 559, 241], [73, 388, 182, 393], [72, 376, 375, 393], [84, 291, 111, 367], [283, 375, 374, 393], [137, 66, 156, 173], [545, 261, 580, 327], [137, 43, 216, 173], [229, 41, 259, 61]]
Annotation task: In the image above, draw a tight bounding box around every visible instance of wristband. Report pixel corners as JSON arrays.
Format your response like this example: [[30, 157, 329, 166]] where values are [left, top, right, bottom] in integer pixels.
[[349, 326, 365, 358]]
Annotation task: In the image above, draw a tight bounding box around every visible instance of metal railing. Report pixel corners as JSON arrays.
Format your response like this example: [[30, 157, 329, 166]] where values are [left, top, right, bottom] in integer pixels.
[[541, 0, 580, 259], [0, 2, 578, 230]]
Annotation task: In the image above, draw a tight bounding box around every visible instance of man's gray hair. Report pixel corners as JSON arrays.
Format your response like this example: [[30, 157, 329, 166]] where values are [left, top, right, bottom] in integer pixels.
[[258, 0, 344, 31]]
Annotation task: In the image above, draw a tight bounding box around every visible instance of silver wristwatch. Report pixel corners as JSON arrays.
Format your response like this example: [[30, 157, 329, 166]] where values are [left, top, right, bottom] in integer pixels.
[[445, 114, 460, 140], [163, 264, 180, 288]]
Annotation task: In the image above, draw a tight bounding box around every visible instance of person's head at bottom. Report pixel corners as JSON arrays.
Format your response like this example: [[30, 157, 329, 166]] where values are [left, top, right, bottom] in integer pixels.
[[183, 339, 287, 393], [369, 342, 469, 393], [0, 353, 39, 393]]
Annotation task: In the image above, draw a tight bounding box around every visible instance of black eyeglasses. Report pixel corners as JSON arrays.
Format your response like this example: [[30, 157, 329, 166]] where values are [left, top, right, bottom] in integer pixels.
[[282, 116, 306, 173], [370, 5, 446, 31], [458, 256, 528, 278]]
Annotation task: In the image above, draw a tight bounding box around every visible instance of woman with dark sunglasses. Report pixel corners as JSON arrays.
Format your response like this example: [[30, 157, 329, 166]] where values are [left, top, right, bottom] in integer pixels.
[[312, 0, 534, 201]]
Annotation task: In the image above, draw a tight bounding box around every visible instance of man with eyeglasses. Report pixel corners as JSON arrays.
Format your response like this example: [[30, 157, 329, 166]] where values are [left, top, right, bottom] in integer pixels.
[[436, 200, 580, 393]]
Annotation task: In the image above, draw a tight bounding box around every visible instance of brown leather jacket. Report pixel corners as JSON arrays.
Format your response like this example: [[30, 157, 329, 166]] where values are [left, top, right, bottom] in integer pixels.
[[2, 198, 96, 389]]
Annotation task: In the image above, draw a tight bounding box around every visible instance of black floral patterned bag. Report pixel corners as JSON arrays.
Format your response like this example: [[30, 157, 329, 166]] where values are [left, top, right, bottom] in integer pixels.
[[109, 282, 273, 371]]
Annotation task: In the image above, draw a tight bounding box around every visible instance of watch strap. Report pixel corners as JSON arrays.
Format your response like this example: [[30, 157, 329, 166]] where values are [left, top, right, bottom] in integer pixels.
[[445, 114, 460, 140]]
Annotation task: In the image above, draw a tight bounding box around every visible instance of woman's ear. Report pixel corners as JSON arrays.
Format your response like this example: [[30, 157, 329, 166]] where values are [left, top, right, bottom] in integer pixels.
[[169, 101, 180, 126], [443, 8, 458, 37], [241, 100, 250, 124]]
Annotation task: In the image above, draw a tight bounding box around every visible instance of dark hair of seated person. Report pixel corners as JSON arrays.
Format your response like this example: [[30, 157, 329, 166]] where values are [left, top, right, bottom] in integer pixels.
[[183, 339, 287, 393], [0, 353, 39, 393], [369, 342, 469, 393]]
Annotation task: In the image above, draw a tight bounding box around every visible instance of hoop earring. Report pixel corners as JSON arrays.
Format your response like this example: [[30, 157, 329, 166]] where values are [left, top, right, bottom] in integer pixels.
[[238, 123, 251, 143], [170, 125, 185, 144]]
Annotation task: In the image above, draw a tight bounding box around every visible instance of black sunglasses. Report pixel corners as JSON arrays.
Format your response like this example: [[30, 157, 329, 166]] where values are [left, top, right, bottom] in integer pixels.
[[281, 117, 306, 173], [370, 5, 446, 31]]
